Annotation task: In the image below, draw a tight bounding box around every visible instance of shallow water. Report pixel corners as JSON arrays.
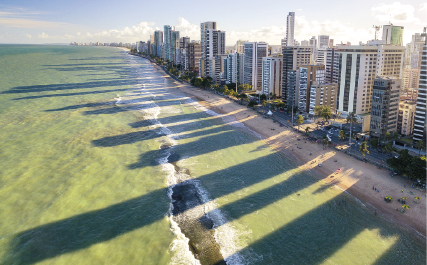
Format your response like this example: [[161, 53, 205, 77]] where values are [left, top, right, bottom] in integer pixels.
[[0, 45, 425, 265]]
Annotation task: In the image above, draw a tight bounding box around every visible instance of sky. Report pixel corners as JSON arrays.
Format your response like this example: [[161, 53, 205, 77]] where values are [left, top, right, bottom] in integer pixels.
[[0, 0, 426, 46]]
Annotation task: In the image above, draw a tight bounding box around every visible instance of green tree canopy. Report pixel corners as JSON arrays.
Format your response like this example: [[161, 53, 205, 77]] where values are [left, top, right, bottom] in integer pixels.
[[387, 149, 426, 181], [260, 94, 267, 101], [297, 115, 304, 132], [359, 141, 369, 156], [370, 138, 379, 148], [339, 130, 346, 141], [248, 100, 257, 108], [314, 106, 332, 122]]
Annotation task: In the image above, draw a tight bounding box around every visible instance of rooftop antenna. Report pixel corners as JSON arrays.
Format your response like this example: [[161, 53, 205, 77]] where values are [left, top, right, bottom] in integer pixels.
[[373, 25, 382, 40]]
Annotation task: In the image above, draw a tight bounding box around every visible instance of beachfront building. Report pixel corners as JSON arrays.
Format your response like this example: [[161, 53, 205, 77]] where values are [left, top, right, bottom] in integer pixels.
[[188, 41, 201, 72], [309, 82, 338, 115], [296, 64, 325, 112], [154, 30, 163, 57], [170, 31, 180, 64], [336, 44, 404, 115], [164, 25, 172, 61], [244, 42, 269, 92], [224, 53, 245, 84], [261, 57, 283, 97], [208, 54, 227, 84], [200, 22, 226, 78], [235, 40, 247, 53], [397, 100, 417, 136], [281, 46, 313, 105], [370, 77, 401, 139], [413, 32, 427, 142]]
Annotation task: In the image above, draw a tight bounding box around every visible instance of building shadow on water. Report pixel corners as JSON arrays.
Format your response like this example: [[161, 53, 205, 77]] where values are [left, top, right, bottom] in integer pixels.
[[6, 151, 304, 264]]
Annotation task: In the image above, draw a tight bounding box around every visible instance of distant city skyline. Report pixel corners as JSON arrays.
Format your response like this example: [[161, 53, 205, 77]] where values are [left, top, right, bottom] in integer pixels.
[[0, 0, 426, 45]]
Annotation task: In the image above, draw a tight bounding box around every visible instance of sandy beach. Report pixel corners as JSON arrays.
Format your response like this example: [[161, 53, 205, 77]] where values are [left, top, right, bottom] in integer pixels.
[[156, 72, 427, 237]]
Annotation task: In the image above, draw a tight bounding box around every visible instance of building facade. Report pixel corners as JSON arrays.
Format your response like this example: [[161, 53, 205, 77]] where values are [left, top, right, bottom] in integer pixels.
[[261, 57, 283, 97], [382, 25, 404, 46], [370, 77, 401, 139], [397, 100, 417, 136], [286, 12, 295, 47], [413, 32, 427, 142], [309, 82, 338, 114]]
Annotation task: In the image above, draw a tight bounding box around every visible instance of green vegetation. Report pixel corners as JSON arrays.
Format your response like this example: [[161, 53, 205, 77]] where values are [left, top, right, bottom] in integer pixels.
[[369, 138, 379, 148], [305, 126, 310, 136], [387, 149, 426, 181], [296, 115, 304, 132], [415, 140, 426, 155], [314, 106, 332, 122], [248, 100, 257, 108], [359, 141, 369, 156], [339, 130, 346, 141], [384, 143, 393, 154], [346, 112, 357, 124]]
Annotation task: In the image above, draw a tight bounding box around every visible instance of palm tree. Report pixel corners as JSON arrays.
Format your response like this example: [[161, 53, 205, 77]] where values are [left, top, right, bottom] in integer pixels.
[[297, 115, 304, 132], [415, 140, 425, 155], [360, 141, 369, 156], [305, 126, 310, 136]]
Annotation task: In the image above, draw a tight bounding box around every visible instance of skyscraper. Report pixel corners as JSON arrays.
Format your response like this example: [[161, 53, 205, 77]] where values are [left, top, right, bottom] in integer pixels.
[[164, 25, 172, 61], [171, 31, 180, 63], [413, 32, 427, 142], [382, 25, 404, 46], [262, 57, 283, 97], [154, 30, 163, 57], [286, 12, 295, 47], [200, 22, 225, 78], [244, 42, 268, 92]]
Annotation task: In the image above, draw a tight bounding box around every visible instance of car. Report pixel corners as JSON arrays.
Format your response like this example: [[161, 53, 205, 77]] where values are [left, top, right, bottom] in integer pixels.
[[394, 155, 399, 158]]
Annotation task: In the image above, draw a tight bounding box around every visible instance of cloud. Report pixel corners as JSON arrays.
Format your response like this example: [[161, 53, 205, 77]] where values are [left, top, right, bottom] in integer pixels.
[[26, 34, 31, 38], [91, 21, 155, 40], [0, 17, 73, 29], [38, 32, 49, 39], [420, 3, 427, 11], [371, 2, 420, 24], [174, 17, 199, 39]]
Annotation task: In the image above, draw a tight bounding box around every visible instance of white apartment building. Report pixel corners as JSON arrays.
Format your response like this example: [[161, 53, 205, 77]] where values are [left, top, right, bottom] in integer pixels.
[[261, 57, 283, 97], [224, 53, 245, 84], [318, 35, 329, 48], [336, 44, 404, 115], [309, 83, 338, 114], [244, 42, 269, 92]]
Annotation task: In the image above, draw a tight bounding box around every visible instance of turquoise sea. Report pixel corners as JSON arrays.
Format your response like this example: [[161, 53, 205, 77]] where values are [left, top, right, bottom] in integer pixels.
[[0, 45, 425, 265]]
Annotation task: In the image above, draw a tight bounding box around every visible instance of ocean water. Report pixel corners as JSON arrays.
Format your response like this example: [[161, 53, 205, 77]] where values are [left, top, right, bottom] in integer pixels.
[[0, 45, 425, 265]]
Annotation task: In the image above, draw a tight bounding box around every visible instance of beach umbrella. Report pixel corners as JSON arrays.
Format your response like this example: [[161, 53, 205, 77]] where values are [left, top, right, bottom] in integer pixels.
[[402, 204, 410, 209], [415, 196, 421, 200], [385, 196, 392, 200], [400, 197, 407, 200]]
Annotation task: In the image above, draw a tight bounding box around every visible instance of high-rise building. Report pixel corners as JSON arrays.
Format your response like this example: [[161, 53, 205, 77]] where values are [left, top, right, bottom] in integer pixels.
[[200, 22, 225, 78], [382, 25, 404, 46], [243, 42, 268, 92], [370, 77, 401, 139], [318, 35, 330, 48], [235, 40, 247, 53], [336, 44, 404, 115], [326, 48, 339, 84], [413, 32, 427, 142], [208, 54, 227, 84], [397, 100, 417, 136], [286, 12, 295, 47], [296, 65, 325, 112], [310, 36, 318, 62], [262, 57, 283, 97], [164, 25, 172, 61], [309, 82, 338, 114], [224, 53, 245, 84], [281, 46, 313, 105], [188, 41, 201, 72], [154, 30, 163, 57], [171, 31, 180, 63], [316, 48, 328, 65]]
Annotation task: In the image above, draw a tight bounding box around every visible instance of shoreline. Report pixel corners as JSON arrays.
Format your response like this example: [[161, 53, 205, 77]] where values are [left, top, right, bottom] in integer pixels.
[[140, 55, 426, 237]]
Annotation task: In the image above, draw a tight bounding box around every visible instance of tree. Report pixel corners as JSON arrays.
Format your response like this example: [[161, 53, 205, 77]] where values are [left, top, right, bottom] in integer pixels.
[[322, 135, 329, 146], [313, 106, 331, 123], [346, 112, 357, 124], [305, 126, 310, 136], [248, 100, 257, 108], [238, 93, 249, 104], [359, 141, 369, 156], [415, 140, 425, 155], [202, 77, 213, 88], [260, 94, 267, 101], [385, 132, 392, 142], [262, 100, 267, 107], [383, 142, 393, 154], [296, 115, 304, 132], [339, 130, 346, 141], [387, 149, 426, 181], [369, 138, 379, 148], [276, 101, 285, 110]]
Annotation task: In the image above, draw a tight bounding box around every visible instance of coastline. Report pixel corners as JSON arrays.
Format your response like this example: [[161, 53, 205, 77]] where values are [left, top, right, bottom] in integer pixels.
[[140, 56, 426, 237]]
